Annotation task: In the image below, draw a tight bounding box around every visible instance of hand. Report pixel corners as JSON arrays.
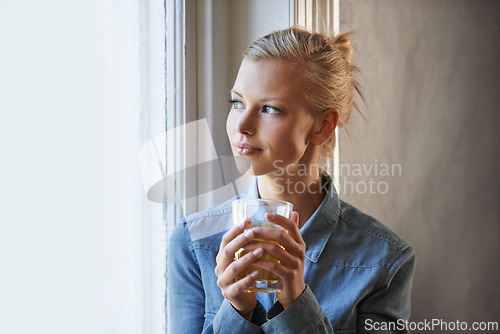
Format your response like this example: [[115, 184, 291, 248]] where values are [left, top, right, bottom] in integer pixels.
[[215, 219, 264, 321], [246, 211, 306, 309]]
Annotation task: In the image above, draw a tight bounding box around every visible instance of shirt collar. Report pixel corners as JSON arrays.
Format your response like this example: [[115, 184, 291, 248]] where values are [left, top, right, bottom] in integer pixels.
[[244, 176, 260, 199], [243, 172, 340, 263]]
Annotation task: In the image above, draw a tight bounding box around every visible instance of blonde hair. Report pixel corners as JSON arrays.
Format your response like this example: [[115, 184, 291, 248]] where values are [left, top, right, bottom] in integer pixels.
[[244, 26, 364, 164]]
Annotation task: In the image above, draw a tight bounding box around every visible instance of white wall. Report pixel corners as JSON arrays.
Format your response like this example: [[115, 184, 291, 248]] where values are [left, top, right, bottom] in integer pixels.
[[0, 0, 165, 333]]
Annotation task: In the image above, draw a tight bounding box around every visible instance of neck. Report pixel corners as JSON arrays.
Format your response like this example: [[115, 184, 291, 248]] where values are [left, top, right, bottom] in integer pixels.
[[258, 168, 326, 229]]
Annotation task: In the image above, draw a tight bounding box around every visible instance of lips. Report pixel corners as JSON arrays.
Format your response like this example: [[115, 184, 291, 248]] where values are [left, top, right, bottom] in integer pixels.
[[234, 142, 262, 155]]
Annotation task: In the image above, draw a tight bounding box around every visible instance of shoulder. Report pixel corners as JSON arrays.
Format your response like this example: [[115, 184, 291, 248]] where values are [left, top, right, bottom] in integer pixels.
[[172, 193, 243, 249], [338, 200, 410, 251], [331, 200, 414, 270]]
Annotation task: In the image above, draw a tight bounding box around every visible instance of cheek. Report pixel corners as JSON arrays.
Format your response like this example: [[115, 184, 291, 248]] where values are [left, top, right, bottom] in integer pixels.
[[286, 122, 313, 146], [226, 112, 234, 138], [270, 128, 305, 154], [272, 122, 314, 159]]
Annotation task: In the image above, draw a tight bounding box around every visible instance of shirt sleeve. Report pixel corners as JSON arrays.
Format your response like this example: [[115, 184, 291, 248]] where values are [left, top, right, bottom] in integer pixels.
[[168, 222, 266, 334], [211, 299, 265, 333], [262, 286, 334, 334], [356, 246, 416, 334], [167, 222, 206, 334]]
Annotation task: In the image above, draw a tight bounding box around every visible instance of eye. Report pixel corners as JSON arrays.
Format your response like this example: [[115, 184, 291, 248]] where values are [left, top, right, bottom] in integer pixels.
[[229, 99, 245, 110], [263, 105, 283, 115]]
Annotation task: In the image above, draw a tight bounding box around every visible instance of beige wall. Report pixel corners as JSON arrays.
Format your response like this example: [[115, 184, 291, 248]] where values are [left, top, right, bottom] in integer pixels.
[[338, 0, 500, 322]]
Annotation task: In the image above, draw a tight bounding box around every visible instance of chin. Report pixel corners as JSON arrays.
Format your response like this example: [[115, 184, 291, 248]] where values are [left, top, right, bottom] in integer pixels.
[[233, 156, 270, 176], [233, 155, 254, 175]]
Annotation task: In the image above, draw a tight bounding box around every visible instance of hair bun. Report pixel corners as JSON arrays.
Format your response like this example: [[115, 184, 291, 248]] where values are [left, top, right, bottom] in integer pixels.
[[332, 32, 354, 65]]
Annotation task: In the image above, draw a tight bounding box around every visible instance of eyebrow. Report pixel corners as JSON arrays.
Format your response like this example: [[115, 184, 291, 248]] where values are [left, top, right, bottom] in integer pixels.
[[229, 90, 286, 102]]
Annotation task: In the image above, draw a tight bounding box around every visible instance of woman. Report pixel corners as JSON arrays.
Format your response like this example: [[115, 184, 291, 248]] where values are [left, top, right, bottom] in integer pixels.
[[168, 27, 415, 333]]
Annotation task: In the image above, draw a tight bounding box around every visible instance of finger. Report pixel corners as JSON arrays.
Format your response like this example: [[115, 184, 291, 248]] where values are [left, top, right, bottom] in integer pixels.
[[224, 228, 257, 259], [224, 270, 259, 299], [219, 218, 250, 250], [216, 228, 257, 274], [216, 220, 250, 273], [265, 212, 302, 243], [242, 240, 297, 268], [217, 248, 264, 287], [251, 258, 291, 281], [248, 226, 302, 257]]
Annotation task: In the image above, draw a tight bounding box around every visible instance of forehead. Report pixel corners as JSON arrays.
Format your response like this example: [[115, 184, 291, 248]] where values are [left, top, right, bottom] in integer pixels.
[[232, 59, 307, 101]]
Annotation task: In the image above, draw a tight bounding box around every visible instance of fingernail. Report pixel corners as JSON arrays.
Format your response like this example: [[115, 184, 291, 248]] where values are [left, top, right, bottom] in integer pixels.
[[238, 221, 245, 229], [267, 213, 276, 219], [251, 271, 259, 278], [244, 229, 254, 238], [253, 248, 263, 256]]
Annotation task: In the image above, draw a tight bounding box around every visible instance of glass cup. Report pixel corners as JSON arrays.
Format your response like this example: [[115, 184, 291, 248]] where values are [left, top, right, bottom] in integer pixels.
[[232, 198, 293, 293]]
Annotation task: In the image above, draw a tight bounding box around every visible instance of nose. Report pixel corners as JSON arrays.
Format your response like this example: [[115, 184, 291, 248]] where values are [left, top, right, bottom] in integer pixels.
[[235, 108, 256, 136]]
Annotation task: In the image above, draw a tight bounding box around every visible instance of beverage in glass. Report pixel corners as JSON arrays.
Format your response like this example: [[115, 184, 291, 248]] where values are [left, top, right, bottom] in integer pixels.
[[232, 198, 292, 293]]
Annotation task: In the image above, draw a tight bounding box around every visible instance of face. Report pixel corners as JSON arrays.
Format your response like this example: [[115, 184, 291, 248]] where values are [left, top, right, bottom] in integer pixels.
[[226, 59, 317, 176]]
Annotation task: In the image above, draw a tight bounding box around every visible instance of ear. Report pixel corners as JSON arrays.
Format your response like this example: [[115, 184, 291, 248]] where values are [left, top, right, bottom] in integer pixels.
[[310, 108, 339, 145]]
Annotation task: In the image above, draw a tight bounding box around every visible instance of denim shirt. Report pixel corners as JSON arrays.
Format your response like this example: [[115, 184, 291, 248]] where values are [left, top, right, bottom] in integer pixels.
[[167, 173, 415, 333]]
